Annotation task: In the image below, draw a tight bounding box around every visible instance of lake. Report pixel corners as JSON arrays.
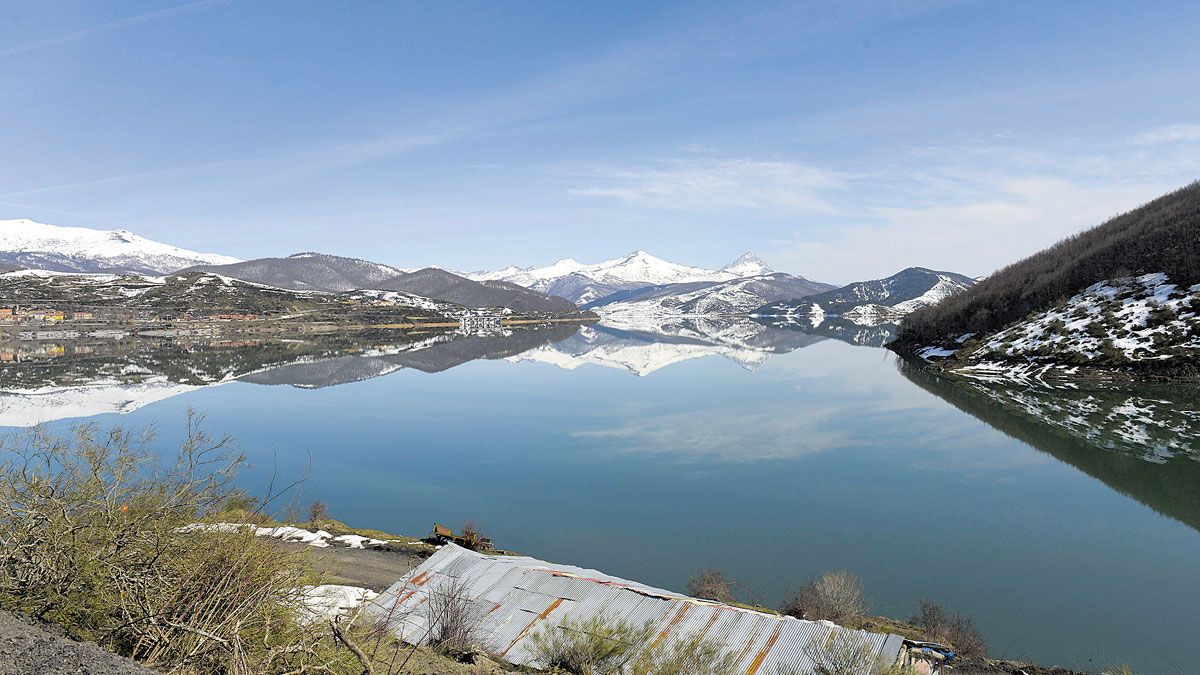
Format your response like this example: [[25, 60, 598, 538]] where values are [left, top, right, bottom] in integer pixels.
[[3, 320, 1198, 673]]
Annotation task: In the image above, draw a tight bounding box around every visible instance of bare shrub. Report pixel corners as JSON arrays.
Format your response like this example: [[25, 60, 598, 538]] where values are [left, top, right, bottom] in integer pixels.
[[687, 569, 735, 603], [911, 597, 987, 658], [529, 613, 645, 674], [425, 575, 488, 656], [0, 413, 371, 674], [780, 570, 868, 624], [308, 499, 330, 523]]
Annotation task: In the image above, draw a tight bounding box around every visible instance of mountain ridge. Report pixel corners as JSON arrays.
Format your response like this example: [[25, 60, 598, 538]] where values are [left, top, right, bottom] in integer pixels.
[[0, 218, 238, 275], [183, 253, 584, 315], [755, 267, 976, 328], [468, 250, 776, 304]]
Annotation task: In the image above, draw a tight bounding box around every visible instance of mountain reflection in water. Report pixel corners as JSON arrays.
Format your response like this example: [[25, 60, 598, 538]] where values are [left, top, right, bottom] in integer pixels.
[[900, 360, 1200, 535], [0, 316, 869, 424]]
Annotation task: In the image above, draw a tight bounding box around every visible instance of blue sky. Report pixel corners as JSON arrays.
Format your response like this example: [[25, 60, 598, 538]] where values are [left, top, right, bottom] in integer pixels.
[[2, 1, 1199, 283]]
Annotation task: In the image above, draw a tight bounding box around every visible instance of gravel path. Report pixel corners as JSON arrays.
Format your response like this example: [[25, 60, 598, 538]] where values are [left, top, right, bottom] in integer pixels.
[[0, 610, 157, 674]]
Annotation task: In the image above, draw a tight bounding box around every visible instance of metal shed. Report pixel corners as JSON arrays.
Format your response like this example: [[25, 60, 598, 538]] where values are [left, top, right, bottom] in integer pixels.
[[366, 544, 942, 674]]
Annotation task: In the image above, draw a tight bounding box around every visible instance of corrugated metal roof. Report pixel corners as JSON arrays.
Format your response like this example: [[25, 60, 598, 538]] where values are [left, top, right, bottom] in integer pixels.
[[366, 544, 907, 674]]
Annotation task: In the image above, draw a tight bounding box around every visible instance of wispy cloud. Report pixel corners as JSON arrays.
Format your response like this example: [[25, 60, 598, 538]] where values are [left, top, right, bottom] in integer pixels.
[[1128, 123, 1200, 145], [0, 0, 228, 59], [0, 200, 107, 222], [748, 124, 1200, 282], [569, 158, 849, 215]]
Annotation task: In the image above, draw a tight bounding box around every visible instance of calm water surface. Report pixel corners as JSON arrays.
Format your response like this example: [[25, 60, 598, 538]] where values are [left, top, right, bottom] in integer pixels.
[[8, 325, 1200, 673]]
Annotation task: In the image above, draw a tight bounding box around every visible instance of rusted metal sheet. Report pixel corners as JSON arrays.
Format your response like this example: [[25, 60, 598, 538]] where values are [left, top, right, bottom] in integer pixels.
[[366, 544, 907, 674]]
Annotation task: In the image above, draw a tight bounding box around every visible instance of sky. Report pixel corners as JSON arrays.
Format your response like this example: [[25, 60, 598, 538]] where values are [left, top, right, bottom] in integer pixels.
[[1, 1, 1199, 284]]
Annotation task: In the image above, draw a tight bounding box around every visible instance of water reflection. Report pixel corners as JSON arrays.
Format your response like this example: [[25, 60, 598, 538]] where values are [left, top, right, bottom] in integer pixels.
[[899, 360, 1200, 534], [0, 316, 846, 423]]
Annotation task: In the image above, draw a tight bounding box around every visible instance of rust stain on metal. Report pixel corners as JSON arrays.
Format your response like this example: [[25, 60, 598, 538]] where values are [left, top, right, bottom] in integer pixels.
[[648, 604, 691, 651], [744, 625, 782, 675], [500, 597, 565, 657], [410, 571, 432, 587]]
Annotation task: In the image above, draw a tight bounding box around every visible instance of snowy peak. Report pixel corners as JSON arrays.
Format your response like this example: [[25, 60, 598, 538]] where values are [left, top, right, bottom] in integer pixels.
[[719, 251, 774, 277], [0, 218, 239, 275], [594, 250, 720, 285], [467, 250, 791, 303]]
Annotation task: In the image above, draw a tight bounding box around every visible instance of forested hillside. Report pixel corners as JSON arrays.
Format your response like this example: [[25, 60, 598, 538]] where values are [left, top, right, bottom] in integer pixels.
[[893, 181, 1200, 353]]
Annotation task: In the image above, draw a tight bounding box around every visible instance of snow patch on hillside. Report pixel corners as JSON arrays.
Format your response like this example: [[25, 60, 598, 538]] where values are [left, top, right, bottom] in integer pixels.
[[967, 273, 1200, 363]]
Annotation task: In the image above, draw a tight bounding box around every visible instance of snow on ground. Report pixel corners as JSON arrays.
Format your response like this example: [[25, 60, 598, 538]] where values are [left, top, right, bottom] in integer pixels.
[[178, 523, 392, 549], [297, 585, 379, 623], [891, 274, 972, 314], [917, 346, 957, 359], [968, 273, 1200, 363]]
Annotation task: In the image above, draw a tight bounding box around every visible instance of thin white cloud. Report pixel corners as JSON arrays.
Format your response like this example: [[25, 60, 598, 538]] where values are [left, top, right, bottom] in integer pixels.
[[0, 200, 108, 223], [569, 158, 848, 215], [0, 0, 228, 59], [1128, 123, 1200, 146]]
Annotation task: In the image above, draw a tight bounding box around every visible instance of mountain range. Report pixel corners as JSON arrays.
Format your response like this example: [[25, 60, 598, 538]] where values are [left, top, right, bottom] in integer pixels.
[[183, 253, 582, 315], [467, 251, 774, 304], [755, 267, 977, 327], [584, 273, 835, 317], [0, 219, 979, 330], [0, 219, 237, 274]]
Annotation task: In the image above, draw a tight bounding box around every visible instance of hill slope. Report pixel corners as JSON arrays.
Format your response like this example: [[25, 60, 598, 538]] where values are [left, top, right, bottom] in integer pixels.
[[892, 182, 1200, 379], [0, 219, 237, 274], [755, 267, 975, 327], [0, 270, 463, 323], [378, 268, 582, 315], [182, 252, 402, 292], [585, 273, 834, 316], [185, 255, 583, 315]]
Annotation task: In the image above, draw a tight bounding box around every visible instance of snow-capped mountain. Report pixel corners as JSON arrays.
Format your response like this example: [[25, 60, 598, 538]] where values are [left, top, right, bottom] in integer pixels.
[[0, 219, 238, 275], [586, 273, 834, 317], [468, 250, 775, 304], [718, 252, 774, 278], [755, 267, 975, 328]]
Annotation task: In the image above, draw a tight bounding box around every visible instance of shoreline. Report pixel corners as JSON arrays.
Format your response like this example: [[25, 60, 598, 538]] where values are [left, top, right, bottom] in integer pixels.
[[242, 517, 1099, 675]]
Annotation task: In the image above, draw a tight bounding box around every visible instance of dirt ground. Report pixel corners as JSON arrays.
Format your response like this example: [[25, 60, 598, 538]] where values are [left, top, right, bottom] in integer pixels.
[[271, 538, 429, 591], [0, 610, 158, 675], [952, 657, 1094, 674]]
